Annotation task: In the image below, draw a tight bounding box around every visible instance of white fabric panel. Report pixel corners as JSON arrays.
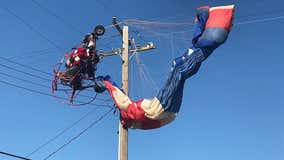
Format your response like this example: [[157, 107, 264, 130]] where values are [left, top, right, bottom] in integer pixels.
[[141, 97, 176, 124], [209, 5, 234, 11], [111, 86, 132, 111]]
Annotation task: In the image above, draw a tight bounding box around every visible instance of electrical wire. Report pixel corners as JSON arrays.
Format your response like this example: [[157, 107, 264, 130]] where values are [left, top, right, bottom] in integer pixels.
[[0, 58, 113, 104], [42, 107, 114, 160], [0, 71, 49, 88], [0, 63, 51, 82], [0, 151, 32, 160], [30, 0, 84, 35], [0, 56, 52, 76], [26, 107, 102, 157], [7, 48, 56, 60], [0, 78, 111, 108], [0, 66, 112, 103], [2, 7, 63, 51]]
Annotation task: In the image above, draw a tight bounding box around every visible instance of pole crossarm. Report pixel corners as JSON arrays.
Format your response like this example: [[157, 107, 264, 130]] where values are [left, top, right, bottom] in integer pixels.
[[98, 42, 156, 58]]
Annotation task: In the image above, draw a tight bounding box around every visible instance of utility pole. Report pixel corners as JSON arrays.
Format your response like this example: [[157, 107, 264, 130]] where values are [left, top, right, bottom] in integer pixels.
[[118, 26, 129, 160], [108, 17, 156, 160]]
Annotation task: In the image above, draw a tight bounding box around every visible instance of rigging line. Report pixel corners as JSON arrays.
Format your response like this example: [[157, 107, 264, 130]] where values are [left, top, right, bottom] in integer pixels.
[[70, 89, 112, 102], [122, 8, 284, 27], [99, 37, 121, 50], [235, 15, 284, 25], [0, 71, 49, 88], [126, 14, 284, 29], [126, 25, 191, 40], [100, 33, 121, 39], [79, 93, 112, 103], [133, 52, 159, 92], [0, 56, 52, 76], [131, 30, 148, 44], [0, 151, 32, 160], [0, 63, 51, 82], [26, 107, 100, 157], [170, 33, 175, 59], [30, 0, 84, 35], [121, 19, 194, 26], [235, 8, 284, 21], [96, 33, 122, 50], [42, 107, 114, 160], [104, 21, 124, 29], [2, 7, 63, 51], [123, 15, 284, 38], [0, 78, 111, 108]]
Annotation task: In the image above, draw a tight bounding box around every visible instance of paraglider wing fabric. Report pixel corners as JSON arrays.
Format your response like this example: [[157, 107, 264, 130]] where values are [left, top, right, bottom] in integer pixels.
[[193, 5, 234, 58], [93, 5, 234, 129], [156, 4, 234, 116], [192, 6, 210, 47], [103, 80, 132, 111], [156, 48, 204, 113]]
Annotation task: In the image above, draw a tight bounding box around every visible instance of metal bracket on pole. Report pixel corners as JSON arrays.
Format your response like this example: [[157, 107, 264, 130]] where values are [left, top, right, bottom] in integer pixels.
[[112, 17, 132, 46], [97, 42, 155, 58], [112, 17, 123, 36]]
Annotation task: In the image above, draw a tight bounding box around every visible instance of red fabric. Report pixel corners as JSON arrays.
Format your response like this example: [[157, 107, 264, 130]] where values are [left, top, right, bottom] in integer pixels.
[[70, 47, 88, 66], [205, 8, 234, 31], [103, 80, 161, 129], [120, 101, 161, 129]]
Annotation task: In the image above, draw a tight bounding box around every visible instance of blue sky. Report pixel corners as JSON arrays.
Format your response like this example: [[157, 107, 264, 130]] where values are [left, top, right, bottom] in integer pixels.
[[0, 0, 284, 160]]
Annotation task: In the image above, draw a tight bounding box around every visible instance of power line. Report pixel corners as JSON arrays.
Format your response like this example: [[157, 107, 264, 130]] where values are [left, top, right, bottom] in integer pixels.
[[42, 108, 114, 160], [30, 0, 84, 35], [0, 78, 114, 159], [2, 7, 63, 51], [0, 71, 49, 88], [0, 56, 52, 76], [0, 77, 112, 107], [0, 63, 51, 82], [0, 78, 55, 97], [7, 48, 56, 60], [0, 151, 32, 160], [0, 62, 112, 104], [26, 107, 101, 157]]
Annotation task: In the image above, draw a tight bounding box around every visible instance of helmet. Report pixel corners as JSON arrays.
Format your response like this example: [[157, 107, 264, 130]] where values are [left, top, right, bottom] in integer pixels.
[[93, 25, 105, 36]]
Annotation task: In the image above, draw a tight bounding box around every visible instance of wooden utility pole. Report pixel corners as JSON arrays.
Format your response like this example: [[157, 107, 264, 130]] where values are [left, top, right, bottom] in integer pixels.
[[109, 18, 155, 160], [118, 26, 129, 160]]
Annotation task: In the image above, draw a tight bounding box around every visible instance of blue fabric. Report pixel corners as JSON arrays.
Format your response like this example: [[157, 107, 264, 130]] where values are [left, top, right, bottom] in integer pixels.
[[156, 8, 231, 113], [94, 75, 119, 93], [156, 48, 205, 113], [192, 7, 209, 47], [194, 28, 229, 59]]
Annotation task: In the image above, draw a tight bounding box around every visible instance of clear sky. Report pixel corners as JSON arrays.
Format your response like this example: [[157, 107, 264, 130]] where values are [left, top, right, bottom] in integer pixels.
[[0, 0, 284, 160]]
